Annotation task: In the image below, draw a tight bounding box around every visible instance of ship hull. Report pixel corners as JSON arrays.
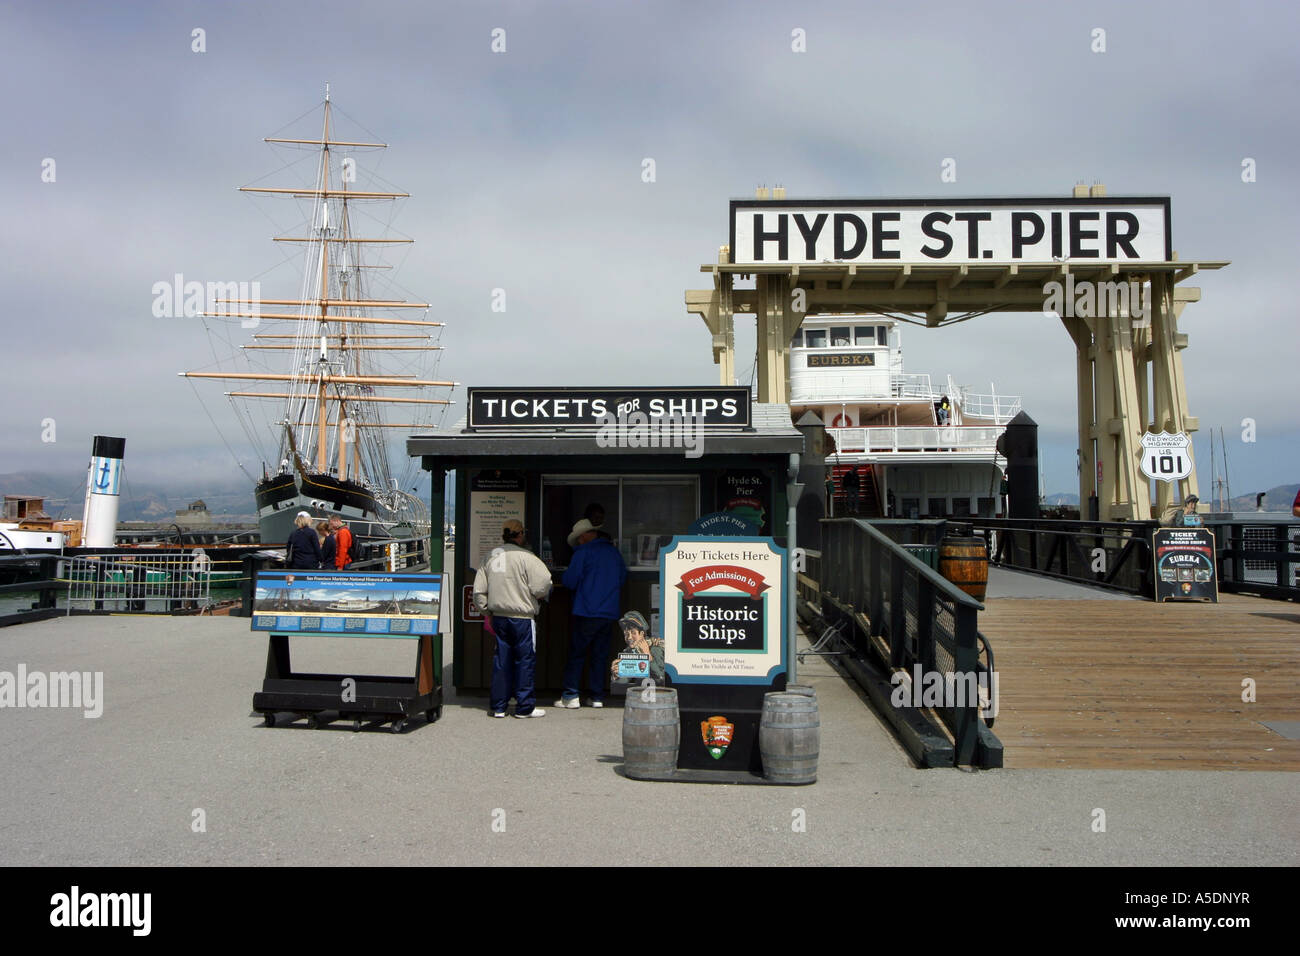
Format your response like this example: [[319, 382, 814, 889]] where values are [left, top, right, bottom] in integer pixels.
[[256, 472, 400, 548]]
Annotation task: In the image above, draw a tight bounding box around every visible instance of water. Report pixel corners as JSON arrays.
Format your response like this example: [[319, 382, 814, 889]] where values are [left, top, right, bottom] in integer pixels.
[[0, 586, 242, 617]]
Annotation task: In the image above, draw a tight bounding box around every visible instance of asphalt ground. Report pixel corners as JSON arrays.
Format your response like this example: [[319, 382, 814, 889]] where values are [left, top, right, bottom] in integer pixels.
[[0, 612, 1294, 866]]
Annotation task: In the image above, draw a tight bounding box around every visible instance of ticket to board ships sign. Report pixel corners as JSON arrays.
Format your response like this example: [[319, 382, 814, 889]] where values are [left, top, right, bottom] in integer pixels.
[[466, 387, 751, 429], [252, 570, 440, 636], [1152, 528, 1218, 603], [730, 198, 1171, 265], [660, 536, 787, 684]]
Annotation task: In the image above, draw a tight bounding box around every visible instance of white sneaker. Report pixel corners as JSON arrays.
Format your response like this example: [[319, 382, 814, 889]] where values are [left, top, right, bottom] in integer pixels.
[[553, 698, 580, 709], [590, 700, 604, 709], [492, 711, 506, 718], [514, 708, 546, 718]]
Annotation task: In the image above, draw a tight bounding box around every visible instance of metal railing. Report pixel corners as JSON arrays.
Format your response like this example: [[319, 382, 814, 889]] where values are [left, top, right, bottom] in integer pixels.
[[1207, 520, 1299, 600], [65, 554, 213, 613], [790, 371, 934, 404], [826, 425, 1004, 455], [235, 535, 432, 617], [957, 393, 1022, 422], [818, 517, 996, 766], [969, 518, 1155, 595], [967, 516, 1300, 601]]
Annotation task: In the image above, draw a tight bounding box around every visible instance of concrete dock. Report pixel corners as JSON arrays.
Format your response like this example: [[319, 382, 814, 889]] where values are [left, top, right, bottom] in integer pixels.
[[0, 609, 1294, 866]]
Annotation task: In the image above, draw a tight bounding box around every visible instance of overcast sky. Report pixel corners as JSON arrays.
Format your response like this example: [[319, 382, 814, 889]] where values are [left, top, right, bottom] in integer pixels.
[[3, 0, 1297, 503]]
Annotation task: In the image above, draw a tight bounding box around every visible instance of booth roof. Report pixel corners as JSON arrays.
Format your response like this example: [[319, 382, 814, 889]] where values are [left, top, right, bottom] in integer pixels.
[[405, 403, 803, 459]]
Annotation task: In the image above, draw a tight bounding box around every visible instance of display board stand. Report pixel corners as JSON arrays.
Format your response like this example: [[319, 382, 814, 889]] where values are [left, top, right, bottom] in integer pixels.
[[629, 680, 790, 785], [254, 632, 442, 733], [250, 568, 443, 732]]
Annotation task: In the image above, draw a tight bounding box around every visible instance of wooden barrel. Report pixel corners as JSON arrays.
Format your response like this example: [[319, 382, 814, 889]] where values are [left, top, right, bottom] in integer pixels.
[[622, 687, 679, 779], [938, 535, 989, 602], [784, 683, 816, 697], [759, 692, 820, 784]]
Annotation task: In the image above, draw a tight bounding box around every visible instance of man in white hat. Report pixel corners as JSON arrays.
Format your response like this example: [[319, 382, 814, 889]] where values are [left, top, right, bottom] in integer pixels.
[[556, 517, 627, 708]]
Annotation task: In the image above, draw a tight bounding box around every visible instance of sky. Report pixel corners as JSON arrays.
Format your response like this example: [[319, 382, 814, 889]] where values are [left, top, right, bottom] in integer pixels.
[[2, 0, 1297, 503]]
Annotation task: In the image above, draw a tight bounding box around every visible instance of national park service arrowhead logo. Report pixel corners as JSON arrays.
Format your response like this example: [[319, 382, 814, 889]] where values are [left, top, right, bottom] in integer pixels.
[[700, 715, 735, 760]]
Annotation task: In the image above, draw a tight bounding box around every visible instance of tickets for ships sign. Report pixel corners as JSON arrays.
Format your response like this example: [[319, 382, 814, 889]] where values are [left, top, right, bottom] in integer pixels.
[[660, 537, 787, 685]]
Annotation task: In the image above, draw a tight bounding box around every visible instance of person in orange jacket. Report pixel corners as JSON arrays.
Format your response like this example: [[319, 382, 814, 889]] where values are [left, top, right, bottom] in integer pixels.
[[328, 514, 354, 569]]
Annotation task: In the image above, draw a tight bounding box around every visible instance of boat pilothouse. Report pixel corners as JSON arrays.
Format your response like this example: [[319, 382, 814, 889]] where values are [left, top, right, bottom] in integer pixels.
[[789, 316, 1022, 519]]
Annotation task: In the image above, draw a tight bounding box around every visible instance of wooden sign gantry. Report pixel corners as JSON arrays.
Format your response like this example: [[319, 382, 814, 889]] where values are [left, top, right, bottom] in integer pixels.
[[686, 197, 1227, 521]]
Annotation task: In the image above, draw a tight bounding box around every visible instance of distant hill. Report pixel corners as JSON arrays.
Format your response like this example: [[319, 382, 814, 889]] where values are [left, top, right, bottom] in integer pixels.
[[1042, 484, 1298, 512], [1222, 483, 1298, 513], [1, 468, 436, 523], [0, 470, 255, 522]]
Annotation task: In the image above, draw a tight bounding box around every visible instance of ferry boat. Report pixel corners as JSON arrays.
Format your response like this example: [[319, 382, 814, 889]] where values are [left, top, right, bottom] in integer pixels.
[[789, 315, 1022, 519]]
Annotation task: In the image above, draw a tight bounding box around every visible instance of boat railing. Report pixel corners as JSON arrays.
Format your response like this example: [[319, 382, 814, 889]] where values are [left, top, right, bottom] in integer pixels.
[[790, 372, 936, 404], [960, 393, 1022, 422], [826, 425, 1004, 455], [891, 373, 934, 398]]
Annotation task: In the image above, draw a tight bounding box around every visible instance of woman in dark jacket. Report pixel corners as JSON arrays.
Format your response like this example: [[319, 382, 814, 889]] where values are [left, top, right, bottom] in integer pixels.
[[316, 521, 335, 567], [287, 512, 323, 569]]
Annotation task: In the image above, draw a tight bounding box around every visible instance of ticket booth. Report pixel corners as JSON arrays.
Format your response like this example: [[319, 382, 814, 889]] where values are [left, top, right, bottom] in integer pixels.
[[407, 387, 804, 693]]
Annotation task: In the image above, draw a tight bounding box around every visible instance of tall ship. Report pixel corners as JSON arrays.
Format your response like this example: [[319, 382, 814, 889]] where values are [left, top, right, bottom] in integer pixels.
[[790, 315, 1022, 519], [183, 90, 454, 546]]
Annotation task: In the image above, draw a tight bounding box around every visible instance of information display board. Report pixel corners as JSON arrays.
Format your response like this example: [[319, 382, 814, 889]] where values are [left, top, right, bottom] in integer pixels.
[[252, 570, 441, 636], [1153, 528, 1218, 602], [468, 470, 525, 570]]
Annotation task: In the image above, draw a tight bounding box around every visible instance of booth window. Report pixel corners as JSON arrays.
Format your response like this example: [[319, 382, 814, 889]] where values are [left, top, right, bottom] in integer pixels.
[[804, 328, 826, 349], [542, 475, 698, 568], [622, 478, 698, 568], [541, 478, 618, 567], [791, 329, 803, 347], [830, 326, 851, 346], [854, 326, 874, 345]]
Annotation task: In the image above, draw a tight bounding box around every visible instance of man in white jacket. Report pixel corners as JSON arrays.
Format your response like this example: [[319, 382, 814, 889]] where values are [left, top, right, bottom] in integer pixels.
[[473, 519, 553, 718]]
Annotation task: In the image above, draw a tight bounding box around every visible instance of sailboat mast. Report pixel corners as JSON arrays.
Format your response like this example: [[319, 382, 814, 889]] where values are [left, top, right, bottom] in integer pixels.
[[1210, 429, 1217, 512], [316, 90, 333, 474], [1216, 426, 1227, 509]]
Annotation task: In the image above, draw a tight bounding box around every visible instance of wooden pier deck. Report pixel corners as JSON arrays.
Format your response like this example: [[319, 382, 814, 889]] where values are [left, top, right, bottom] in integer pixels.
[[979, 591, 1300, 770]]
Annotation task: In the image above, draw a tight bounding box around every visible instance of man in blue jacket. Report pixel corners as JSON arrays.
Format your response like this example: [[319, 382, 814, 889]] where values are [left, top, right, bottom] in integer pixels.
[[557, 518, 627, 709]]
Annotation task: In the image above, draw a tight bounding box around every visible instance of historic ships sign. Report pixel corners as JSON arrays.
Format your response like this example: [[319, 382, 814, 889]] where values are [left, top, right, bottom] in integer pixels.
[[661, 537, 787, 685]]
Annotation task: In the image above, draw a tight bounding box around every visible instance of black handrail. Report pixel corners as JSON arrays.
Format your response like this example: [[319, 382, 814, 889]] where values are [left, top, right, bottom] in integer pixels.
[[819, 517, 992, 765]]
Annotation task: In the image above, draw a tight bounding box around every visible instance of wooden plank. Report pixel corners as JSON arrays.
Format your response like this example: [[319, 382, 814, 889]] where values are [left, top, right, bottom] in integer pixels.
[[978, 594, 1300, 769]]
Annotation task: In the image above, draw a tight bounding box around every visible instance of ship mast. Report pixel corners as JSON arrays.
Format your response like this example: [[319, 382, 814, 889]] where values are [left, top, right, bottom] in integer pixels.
[[181, 87, 455, 492]]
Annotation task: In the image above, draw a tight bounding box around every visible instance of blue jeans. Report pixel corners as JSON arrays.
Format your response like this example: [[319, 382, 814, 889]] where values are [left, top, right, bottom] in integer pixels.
[[490, 616, 537, 715], [562, 616, 616, 702]]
